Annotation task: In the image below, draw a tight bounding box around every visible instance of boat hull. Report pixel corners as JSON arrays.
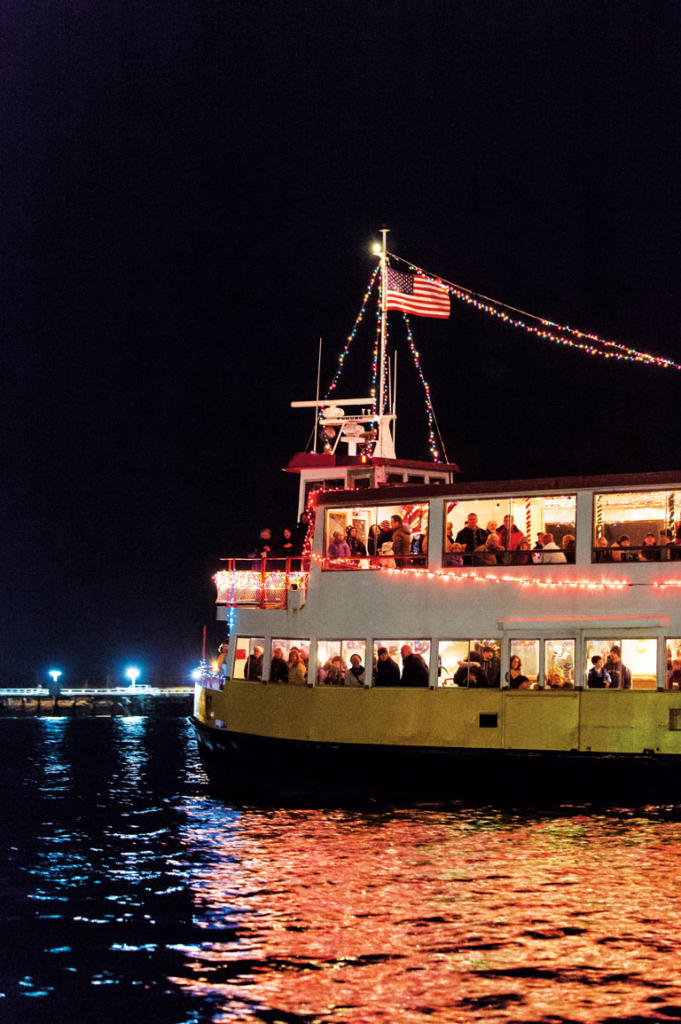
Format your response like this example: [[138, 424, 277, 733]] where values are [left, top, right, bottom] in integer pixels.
[[191, 715, 681, 804]]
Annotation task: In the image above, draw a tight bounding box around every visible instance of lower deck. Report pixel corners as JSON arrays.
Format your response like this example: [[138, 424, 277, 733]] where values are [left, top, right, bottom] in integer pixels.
[[196, 680, 681, 758]]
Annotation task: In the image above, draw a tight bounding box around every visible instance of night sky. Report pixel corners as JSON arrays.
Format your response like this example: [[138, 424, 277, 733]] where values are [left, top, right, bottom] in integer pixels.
[[3, 1, 681, 683]]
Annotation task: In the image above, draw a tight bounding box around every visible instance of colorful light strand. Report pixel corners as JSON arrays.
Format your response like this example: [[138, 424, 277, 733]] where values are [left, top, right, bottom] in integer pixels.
[[402, 311, 447, 462], [325, 263, 380, 399], [392, 254, 681, 372]]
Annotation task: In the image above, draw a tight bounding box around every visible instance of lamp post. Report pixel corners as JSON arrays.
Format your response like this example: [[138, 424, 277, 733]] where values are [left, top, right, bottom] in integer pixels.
[[47, 669, 63, 711], [125, 666, 141, 690]]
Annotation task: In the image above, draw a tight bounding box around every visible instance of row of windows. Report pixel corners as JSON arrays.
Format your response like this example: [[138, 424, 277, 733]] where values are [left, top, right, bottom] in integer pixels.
[[232, 636, 681, 690], [323, 489, 681, 567]]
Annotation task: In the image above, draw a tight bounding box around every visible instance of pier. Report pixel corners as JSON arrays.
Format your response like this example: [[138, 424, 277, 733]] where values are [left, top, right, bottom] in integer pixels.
[[0, 686, 194, 717]]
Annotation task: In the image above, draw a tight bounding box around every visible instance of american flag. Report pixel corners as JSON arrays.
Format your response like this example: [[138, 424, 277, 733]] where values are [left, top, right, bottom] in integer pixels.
[[386, 268, 450, 319]]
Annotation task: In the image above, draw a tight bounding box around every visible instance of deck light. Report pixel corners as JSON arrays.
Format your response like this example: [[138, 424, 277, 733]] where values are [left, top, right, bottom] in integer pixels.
[[48, 669, 63, 684]]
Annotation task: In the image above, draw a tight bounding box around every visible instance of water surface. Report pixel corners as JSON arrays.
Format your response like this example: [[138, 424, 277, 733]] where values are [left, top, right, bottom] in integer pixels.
[[2, 717, 681, 1022]]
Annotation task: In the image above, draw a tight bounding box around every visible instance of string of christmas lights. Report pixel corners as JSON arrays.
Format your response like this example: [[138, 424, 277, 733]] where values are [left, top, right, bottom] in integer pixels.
[[402, 312, 447, 462], [391, 253, 681, 372], [324, 263, 380, 399]]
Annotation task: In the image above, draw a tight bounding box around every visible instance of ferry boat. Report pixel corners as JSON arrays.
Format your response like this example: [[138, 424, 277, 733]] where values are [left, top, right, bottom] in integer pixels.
[[192, 235, 681, 801]]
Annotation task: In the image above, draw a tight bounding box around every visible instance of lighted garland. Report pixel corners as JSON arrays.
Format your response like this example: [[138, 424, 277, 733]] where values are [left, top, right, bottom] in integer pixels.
[[325, 263, 380, 399], [402, 312, 447, 462], [392, 253, 681, 372]]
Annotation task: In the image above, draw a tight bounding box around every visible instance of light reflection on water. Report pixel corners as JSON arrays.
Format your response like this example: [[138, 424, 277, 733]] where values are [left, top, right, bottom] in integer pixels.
[[2, 718, 681, 1023]]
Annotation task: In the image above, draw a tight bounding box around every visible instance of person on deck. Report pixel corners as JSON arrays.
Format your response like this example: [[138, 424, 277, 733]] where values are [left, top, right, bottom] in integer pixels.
[[374, 647, 401, 686], [274, 527, 295, 558], [400, 644, 430, 686]]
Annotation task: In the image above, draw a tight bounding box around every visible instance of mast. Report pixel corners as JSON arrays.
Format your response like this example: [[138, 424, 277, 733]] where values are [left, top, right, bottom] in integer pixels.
[[374, 227, 395, 458]]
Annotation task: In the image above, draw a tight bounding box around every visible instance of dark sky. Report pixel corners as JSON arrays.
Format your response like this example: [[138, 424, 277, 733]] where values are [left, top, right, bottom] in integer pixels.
[[3, 1, 681, 683]]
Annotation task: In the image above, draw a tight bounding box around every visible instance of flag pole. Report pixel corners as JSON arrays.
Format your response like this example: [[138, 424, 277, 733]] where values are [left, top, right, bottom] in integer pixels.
[[313, 337, 322, 453], [376, 227, 392, 457]]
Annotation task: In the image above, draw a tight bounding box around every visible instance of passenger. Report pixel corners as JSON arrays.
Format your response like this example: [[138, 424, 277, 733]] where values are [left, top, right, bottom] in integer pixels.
[[513, 537, 532, 565], [445, 522, 456, 550], [612, 534, 638, 562], [244, 644, 264, 681], [269, 646, 289, 683], [287, 647, 307, 685], [561, 534, 576, 563], [667, 658, 681, 690], [472, 532, 503, 566], [368, 524, 382, 557], [216, 642, 229, 677], [451, 661, 483, 687], [604, 645, 631, 689], [345, 654, 366, 687], [459, 646, 499, 687], [659, 528, 674, 561], [545, 668, 565, 689], [445, 541, 465, 567], [347, 526, 367, 558], [374, 647, 401, 686], [587, 655, 611, 688], [294, 511, 312, 555], [455, 513, 488, 557], [376, 519, 394, 551], [506, 655, 530, 689], [274, 527, 295, 558], [400, 644, 430, 686], [497, 515, 523, 551], [594, 535, 612, 562], [328, 531, 351, 558], [390, 515, 412, 567], [250, 529, 273, 561], [326, 655, 346, 685], [535, 532, 567, 564], [486, 520, 499, 535], [640, 532, 660, 561]]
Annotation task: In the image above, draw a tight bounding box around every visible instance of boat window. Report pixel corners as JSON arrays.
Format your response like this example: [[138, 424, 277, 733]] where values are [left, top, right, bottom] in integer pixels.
[[304, 479, 345, 506], [508, 640, 540, 689], [269, 638, 310, 685], [316, 640, 367, 685], [233, 636, 265, 681], [373, 640, 431, 686], [324, 503, 429, 568], [437, 639, 501, 688], [666, 640, 681, 690], [444, 495, 576, 567], [585, 638, 657, 689], [592, 489, 680, 562], [544, 639, 575, 689]]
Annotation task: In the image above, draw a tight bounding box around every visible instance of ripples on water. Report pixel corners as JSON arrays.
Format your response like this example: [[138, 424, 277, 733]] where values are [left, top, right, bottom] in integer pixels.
[[2, 719, 681, 1023]]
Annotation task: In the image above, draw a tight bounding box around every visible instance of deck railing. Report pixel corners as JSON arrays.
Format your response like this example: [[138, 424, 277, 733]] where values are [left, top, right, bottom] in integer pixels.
[[215, 557, 309, 608]]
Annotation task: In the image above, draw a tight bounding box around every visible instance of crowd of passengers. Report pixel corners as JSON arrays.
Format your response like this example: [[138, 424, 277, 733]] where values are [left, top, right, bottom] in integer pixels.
[[594, 528, 681, 560], [234, 642, 675, 689]]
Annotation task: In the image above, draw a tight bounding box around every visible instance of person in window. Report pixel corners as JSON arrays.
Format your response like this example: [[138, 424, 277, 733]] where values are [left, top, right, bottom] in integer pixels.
[[400, 644, 429, 686], [604, 646, 631, 689], [594, 535, 612, 562], [496, 515, 523, 552], [659, 528, 674, 560], [534, 532, 566, 564], [244, 645, 264, 681], [455, 513, 488, 559], [390, 515, 412, 567], [561, 534, 576, 563], [506, 655, 530, 689], [374, 647, 401, 686], [611, 534, 638, 562], [287, 647, 307, 685], [640, 532, 660, 561], [345, 654, 365, 687], [368, 524, 382, 557], [667, 658, 681, 690], [328, 531, 351, 558], [472, 532, 503, 566], [347, 526, 367, 558], [587, 655, 611, 688], [269, 646, 288, 683]]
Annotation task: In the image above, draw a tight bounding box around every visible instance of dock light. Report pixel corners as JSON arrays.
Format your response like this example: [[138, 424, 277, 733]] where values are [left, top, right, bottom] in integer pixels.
[[371, 242, 382, 255], [125, 666, 141, 689], [191, 667, 203, 682], [48, 669, 63, 685]]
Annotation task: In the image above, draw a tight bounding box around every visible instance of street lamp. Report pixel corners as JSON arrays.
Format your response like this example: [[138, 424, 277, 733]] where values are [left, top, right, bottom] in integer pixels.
[[125, 665, 141, 689], [48, 669, 63, 686]]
